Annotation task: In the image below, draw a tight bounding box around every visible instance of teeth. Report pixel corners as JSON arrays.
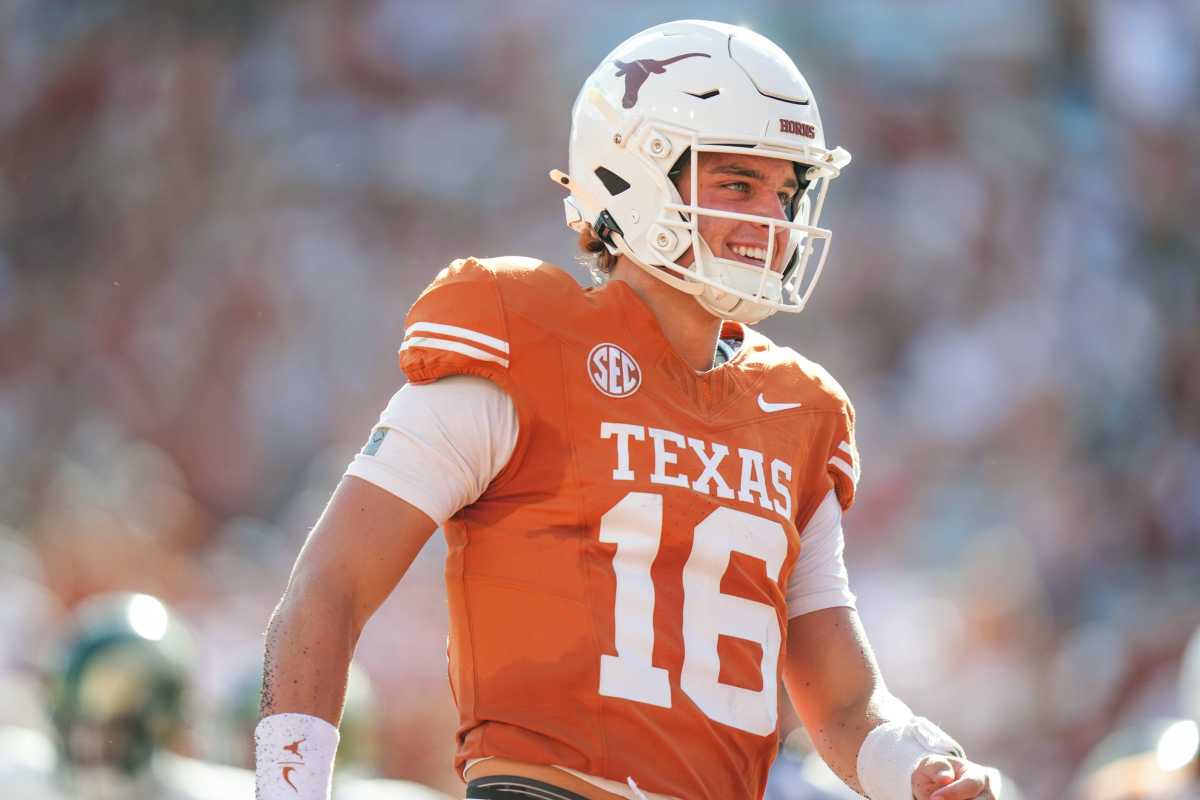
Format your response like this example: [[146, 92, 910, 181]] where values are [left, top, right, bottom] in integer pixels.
[[731, 245, 767, 262]]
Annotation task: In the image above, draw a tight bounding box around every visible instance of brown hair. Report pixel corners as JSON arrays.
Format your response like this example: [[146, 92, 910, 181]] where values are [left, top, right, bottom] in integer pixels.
[[576, 223, 619, 282]]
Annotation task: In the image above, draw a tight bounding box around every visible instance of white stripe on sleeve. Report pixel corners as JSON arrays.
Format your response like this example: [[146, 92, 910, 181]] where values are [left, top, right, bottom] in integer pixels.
[[404, 321, 510, 353], [827, 455, 858, 485], [399, 336, 510, 368]]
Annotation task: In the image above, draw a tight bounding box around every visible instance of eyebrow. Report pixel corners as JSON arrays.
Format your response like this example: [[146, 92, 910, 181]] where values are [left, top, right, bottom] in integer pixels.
[[708, 163, 799, 191]]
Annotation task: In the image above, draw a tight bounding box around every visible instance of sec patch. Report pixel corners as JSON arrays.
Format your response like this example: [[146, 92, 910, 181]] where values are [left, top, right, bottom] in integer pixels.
[[588, 343, 641, 398]]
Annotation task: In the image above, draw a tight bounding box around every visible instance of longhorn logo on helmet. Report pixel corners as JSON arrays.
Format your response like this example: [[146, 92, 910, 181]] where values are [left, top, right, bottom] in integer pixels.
[[613, 52, 711, 109]]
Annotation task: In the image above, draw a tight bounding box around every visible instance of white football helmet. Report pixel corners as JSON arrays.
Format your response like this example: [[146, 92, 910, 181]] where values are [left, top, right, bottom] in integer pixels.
[[553, 19, 851, 324]]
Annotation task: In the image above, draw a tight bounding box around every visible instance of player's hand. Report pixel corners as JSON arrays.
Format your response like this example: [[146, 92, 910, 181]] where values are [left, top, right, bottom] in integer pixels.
[[911, 754, 1001, 799]]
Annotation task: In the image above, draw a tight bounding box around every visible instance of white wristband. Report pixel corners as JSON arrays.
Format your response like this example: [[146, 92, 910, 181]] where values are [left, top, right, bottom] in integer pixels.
[[856, 716, 964, 800], [255, 713, 340, 800]]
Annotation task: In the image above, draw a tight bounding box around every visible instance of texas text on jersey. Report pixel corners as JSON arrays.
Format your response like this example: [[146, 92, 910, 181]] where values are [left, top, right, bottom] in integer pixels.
[[399, 255, 860, 800]]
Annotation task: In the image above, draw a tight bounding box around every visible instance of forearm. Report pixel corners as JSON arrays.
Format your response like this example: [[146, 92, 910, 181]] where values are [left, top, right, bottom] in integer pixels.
[[783, 608, 916, 793], [261, 583, 360, 724], [256, 478, 438, 799], [798, 684, 912, 794], [259, 477, 437, 723]]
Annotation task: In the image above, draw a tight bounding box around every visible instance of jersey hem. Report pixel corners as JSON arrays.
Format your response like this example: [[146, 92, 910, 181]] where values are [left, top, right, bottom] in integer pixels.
[[462, 759, 682, 800]]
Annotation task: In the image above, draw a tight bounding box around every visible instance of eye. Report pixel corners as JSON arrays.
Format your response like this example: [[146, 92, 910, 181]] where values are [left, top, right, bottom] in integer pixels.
[[722, 181, 751, 193]]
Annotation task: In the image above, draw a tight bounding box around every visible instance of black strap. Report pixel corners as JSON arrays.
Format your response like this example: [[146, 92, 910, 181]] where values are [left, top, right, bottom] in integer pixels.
[[466, 774, 591, 800]]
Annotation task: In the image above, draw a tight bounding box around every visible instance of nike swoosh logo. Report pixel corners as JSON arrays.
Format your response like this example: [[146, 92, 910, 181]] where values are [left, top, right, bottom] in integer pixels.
[[757, 393, 802, 413], [281, 765, 299, 791]]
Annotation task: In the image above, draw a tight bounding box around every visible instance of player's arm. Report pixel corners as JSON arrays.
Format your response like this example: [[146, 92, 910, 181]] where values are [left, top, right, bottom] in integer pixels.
[[782, 605, 902, 793], [256, 375, 517, 799], [255, 479, 437, 799], [780, 484, 997, 800], [261, 477, 437, 723], [783, 609, 1001, 800], [779, 485, 911, 795]]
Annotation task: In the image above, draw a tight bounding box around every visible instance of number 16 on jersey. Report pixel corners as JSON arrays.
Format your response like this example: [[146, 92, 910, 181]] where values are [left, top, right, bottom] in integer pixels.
[[598, 491, 788, 736]]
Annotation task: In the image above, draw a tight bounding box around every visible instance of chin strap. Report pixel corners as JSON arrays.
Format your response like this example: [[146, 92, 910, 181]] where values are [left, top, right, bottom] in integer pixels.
[[609, 231, 705, 297]]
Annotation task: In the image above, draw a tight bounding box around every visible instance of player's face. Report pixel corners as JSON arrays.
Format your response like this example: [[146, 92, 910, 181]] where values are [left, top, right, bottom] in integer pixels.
[[674, 152, 799, 273]]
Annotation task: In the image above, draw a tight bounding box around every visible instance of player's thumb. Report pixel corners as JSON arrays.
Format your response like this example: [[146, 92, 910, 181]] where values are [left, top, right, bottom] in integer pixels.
[[917, 755, 956, 785]]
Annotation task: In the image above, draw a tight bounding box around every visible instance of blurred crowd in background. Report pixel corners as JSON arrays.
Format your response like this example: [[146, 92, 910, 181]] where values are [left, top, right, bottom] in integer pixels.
[[1, 0, 1197, 798]]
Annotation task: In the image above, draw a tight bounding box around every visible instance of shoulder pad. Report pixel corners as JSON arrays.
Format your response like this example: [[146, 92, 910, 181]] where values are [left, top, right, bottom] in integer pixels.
[[766, 344, 860, 510], [400, 258, 511, 383], [399, 257, 584, 384]]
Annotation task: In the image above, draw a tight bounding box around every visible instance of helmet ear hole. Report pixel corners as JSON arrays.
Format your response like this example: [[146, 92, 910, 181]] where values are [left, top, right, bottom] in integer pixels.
[[594, 167, 631, 196]]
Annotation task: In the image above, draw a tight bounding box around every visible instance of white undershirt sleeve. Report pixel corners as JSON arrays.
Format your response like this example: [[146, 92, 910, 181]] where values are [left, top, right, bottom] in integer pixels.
[[786, 488, 856, 618], [344, 375, 518, 524]]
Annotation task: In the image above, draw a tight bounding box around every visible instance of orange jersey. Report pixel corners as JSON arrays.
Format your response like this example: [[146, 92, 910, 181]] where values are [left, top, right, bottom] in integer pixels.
[[399, 257, 859, 800]]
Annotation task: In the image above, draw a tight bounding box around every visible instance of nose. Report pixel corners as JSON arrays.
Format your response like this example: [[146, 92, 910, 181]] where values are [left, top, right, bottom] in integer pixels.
[[749, 201, 790, 271], [749, 190, 790, 222]]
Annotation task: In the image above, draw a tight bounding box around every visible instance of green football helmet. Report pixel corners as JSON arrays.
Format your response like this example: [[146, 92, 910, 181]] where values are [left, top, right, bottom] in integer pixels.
[[44, 592, 194, 775]]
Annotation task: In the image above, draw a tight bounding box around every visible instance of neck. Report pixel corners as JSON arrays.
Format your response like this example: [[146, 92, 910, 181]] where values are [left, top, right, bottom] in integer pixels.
[[609, 257, 723, 373]]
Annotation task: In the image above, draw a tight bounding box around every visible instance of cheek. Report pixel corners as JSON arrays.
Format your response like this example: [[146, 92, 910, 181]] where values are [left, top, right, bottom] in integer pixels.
[[697, 214, 733, 249], [677, 216, 731, 267]]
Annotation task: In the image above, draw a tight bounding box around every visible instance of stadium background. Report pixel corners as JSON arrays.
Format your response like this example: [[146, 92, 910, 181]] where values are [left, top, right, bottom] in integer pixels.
[[1, 0, 1197, 797]]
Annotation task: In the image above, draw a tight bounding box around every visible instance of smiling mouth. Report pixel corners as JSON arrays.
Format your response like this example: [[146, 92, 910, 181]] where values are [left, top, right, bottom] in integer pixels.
[[728, 244, 770, 267]]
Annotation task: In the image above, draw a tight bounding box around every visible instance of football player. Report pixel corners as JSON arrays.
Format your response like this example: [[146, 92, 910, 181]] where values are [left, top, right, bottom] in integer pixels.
[[4, 592, 256, 799], [256, 20, 1001, 800]]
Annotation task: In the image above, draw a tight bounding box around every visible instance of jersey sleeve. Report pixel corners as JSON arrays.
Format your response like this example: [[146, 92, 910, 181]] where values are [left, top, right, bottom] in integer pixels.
[[825, 394, 860, 511], [399, 258, 511, 385]]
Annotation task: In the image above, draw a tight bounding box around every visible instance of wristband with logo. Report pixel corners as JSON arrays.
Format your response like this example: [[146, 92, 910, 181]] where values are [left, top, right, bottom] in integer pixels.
[[255, 712, 340, 800]]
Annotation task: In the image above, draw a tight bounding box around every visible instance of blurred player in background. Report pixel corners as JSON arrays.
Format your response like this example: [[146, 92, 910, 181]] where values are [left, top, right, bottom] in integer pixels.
[[1065, 625, 1200, 800], [1072, 717, 1198, 800], [257, 19, 1000, 800], [0, 592, 253, 799]]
